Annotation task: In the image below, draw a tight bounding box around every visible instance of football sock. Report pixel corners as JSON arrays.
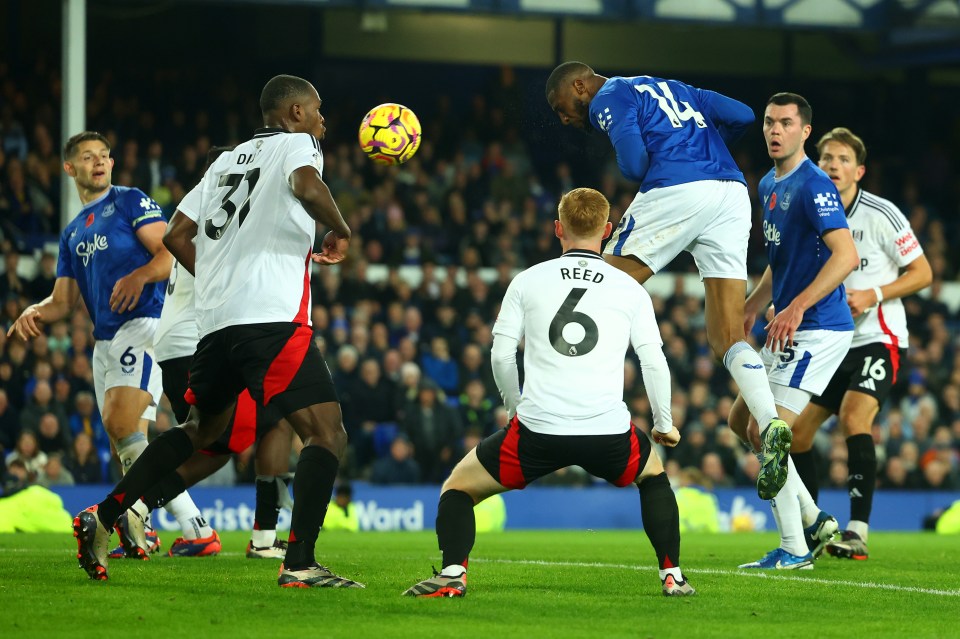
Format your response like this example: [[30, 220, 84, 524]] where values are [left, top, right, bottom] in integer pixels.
[[141, 471, 187, 511], [284, 445, 338, 569], [116, 431, 148, 474], [437, 489, 475, 569], [723, 342, 779, 428], [253, 475, 282, 545], [788, 456, 821, 528], [98, 428, 195, 528], [770, 461, 808, 556], [638, 473, 681, 572], [846, 434, 876, 527], [848, 520, 869, 542], [164, 492, 210, 540], [790, 449, 819, 503]]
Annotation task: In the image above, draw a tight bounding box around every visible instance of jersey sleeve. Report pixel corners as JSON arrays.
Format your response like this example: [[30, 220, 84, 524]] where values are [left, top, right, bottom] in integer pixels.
[[56, 227, 74, 279], [589, 80, 649, 183], [491, 275, 524, 341], [282, 134, 324, 181], [177, 178, 206, 223], [801, 176, 848, 235], [628, 287, 663, 350], [878, 208, 924, 267], [695, 88, 755, 146], [122, 188, 165, 231]]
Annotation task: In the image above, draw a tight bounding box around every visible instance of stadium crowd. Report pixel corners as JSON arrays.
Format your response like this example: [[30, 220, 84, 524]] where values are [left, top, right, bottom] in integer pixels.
[[1, 58, 958, 493]]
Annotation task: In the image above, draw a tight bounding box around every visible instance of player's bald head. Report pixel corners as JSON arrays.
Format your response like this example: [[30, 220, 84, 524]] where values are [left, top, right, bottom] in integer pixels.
[[260, 75, 316, 118], [546, 61, 594, 101]]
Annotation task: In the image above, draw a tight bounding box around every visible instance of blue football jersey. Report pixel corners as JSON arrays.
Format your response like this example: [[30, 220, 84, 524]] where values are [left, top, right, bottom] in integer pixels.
[[589, 76, 753, 192], [57, 186, 167, 340], [758, 158, 854, 332]]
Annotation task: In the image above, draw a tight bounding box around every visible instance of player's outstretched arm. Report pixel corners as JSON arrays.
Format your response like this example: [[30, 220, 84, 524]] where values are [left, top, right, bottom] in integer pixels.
[[7, 277, 80, 341], [847, 253, 932, 318], [289, 166, 351, 265], [490, 333, 521, 419], [766, 228, 859, 352], [697, 89, 755, 146], [163, 211, 199, 276], [634, 342, 676, 444], [110, 221, 174, 313]]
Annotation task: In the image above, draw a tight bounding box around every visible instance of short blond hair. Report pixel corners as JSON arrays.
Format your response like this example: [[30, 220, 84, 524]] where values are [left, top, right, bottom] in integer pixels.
[[817, 127, 866, 166], [558, 188, 610, 239]]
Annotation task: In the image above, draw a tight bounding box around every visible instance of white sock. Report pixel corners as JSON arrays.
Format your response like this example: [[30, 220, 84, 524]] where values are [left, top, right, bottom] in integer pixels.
[[440, 564, 466, 578], [164, 492, 211, 540], [848, 520, 869, 541], [116, 434, 151, 525], [724, 342, 779, 428], [770, 464, 808, 557], [790, 456, 821, 527], [116, 432, 148, 474], [659, 567, 683, 581], [252, 529, 277, 548]]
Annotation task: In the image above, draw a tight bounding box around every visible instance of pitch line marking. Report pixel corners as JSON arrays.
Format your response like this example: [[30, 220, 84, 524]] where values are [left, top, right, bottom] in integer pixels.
[[478, 557, 960, 597]]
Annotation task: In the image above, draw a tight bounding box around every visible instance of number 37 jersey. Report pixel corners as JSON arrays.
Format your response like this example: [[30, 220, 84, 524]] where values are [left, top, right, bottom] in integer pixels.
[[178, 129, 323, 338], [492, 249, 663, 435]]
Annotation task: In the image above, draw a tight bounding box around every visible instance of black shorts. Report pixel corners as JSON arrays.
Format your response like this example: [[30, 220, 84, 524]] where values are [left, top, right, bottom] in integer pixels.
[[159, 355, 282, 456], [187, 322, 337, 419], [475, 416, 651, 489], [811, 342, 907, 413]]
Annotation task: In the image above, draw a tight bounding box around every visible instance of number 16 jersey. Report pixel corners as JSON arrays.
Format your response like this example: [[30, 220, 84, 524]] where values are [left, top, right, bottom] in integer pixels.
[[178, 129, 324, 338], [492, 249, 663, 436]]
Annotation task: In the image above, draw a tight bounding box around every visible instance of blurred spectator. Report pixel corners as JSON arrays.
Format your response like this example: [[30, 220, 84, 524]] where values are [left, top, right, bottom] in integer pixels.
[[458, 379, 497, 436], [370, 434, 421, 484], [401, 380, 463, 483], [19, 379, 68, 434], [4, 431, 47, 479], [35, 412, 71, 456], [39, 453, 75, 487], [64, 431, 102, 484]]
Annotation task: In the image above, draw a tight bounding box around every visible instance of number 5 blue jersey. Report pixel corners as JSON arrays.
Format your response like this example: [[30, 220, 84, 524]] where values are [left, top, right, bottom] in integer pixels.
[[57, 186, 167, 340], [589, 76, 753, 192], [759, 158, 854, 332]]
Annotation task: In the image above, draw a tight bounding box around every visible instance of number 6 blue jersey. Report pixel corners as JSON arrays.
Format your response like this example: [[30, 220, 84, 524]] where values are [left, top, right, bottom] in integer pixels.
[[589, 76, 754, 192], [57, 186, 166, 340]]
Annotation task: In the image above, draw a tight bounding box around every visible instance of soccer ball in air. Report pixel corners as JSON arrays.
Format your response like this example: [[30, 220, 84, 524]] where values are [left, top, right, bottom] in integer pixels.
[[358, 103, 422, 165]]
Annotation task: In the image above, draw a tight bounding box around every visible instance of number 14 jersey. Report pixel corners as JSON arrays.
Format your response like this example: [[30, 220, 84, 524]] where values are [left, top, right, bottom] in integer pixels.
[[179, 129, 324, 338], [492, 249, 663, 436]]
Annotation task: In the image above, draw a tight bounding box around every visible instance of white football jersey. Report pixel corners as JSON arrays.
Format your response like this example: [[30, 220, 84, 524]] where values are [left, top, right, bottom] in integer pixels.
[[845, 189, 923, 349], [154, 260, 198, 363], [492, 249, 663, 436], [179, 129, 323, 337]]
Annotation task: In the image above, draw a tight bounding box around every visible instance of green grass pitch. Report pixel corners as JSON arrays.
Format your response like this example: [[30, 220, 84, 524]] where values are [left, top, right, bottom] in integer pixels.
[[1, 531, 957, 638]]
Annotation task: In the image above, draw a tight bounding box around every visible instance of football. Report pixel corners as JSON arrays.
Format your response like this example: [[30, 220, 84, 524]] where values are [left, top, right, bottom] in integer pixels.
[[358, 103, 422, 165]]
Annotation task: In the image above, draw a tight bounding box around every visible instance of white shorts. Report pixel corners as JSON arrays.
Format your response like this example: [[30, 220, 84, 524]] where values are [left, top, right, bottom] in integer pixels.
[[604, 180, 750, 280], [761, 329, 853, 401], [93, 317, 164, 422]]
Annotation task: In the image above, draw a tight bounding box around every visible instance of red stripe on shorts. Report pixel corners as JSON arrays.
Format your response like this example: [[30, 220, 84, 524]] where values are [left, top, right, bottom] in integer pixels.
[[613, 424, 642, 487], [263, 325, 313, 405], [499, 416, 526, 489], [876, 305, 901, 384], [227, 390, 258, 454]]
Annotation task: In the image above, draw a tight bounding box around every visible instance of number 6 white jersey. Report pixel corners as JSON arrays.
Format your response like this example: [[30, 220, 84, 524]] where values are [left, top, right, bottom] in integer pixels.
[[492, 249, 663, 436], [178, 129, 323, 338]]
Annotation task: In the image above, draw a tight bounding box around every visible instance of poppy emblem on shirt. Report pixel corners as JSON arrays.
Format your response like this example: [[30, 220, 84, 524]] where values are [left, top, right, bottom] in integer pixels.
[[768, 193, 777, 210], [85, 213, 95, 227]]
